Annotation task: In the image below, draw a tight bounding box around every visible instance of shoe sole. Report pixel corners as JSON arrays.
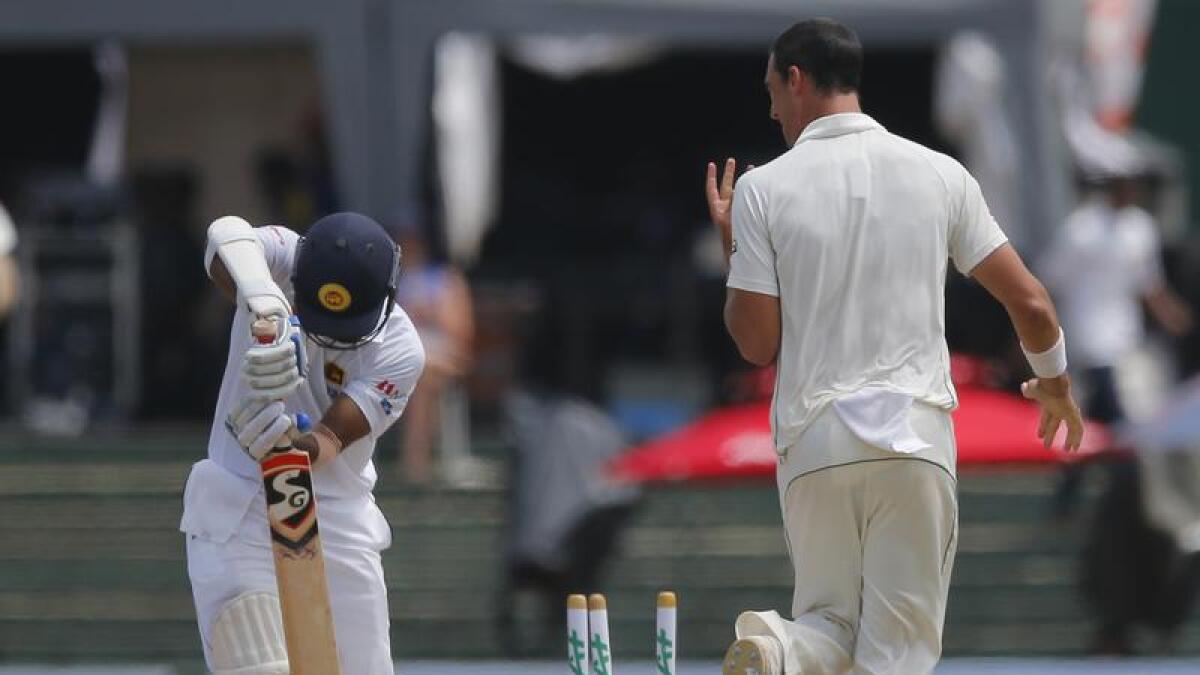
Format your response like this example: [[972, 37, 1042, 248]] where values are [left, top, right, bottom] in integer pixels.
[[722, 638, 767, 675]]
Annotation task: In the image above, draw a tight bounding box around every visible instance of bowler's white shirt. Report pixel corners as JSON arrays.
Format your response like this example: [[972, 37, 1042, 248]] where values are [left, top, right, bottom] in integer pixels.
[[728, 113, 1007, 465], [181, 225, 425, 549], [1039, 197, 1162, 369]]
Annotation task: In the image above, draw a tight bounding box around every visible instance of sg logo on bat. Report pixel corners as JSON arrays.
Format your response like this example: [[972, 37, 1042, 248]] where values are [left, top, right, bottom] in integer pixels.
[[262, 451, 319, 551]]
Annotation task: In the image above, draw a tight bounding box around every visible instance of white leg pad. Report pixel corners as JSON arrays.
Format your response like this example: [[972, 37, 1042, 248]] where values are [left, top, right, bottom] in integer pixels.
[[210, 591, 290, 675]]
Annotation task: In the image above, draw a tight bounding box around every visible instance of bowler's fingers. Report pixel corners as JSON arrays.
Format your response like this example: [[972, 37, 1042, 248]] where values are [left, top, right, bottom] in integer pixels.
[[1065, 413, 1085, 452], [706, 162, 720, 209], [1036, 407, 1051, 442], [721, 157, 737, 199], [1043, 415, 1061, 449]]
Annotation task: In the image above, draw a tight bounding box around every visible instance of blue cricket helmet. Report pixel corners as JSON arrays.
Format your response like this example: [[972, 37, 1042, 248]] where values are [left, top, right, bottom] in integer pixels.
[[291, 212, 400, 348]]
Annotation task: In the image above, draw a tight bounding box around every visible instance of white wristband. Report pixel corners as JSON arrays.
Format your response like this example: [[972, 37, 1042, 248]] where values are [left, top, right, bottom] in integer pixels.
[[1022, 328, 1067, 378]]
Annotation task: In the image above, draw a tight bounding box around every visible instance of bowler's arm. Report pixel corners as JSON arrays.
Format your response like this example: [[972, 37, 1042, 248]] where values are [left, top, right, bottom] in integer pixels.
[[970, 244, 1060, 352], [725, 289, 780, 367], [969, 243, 1084, 450]]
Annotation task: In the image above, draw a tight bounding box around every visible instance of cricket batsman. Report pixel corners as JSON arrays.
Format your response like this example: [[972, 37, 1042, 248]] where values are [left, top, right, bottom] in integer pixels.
[[181, 211, 425, 673], [708, 19, 1084, 674]]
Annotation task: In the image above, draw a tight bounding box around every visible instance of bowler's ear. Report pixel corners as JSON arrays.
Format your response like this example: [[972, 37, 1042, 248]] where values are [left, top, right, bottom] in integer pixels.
[[786, 65, 806, 93]]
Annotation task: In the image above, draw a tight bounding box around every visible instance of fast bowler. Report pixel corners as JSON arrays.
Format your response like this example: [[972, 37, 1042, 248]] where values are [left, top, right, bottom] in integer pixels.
[[707, 18, 1084, 675]]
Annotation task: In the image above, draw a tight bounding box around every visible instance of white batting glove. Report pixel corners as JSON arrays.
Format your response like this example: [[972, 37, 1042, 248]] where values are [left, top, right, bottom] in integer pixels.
[[242, 343, 302, 401], [225, 396, 293, 461], [242, 316, 307, 400]]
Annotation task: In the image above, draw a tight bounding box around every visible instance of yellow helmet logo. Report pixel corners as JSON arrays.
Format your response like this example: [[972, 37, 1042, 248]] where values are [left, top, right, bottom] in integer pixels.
[[317, 283, 352, 312]]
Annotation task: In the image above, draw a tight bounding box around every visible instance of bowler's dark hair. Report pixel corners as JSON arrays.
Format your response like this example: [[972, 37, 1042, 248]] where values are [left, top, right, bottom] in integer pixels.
[[771, 18, 862, 94]]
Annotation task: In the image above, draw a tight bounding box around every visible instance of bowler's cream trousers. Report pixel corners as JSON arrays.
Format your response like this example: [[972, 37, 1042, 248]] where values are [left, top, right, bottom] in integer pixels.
[[739, 403, 958, 675]]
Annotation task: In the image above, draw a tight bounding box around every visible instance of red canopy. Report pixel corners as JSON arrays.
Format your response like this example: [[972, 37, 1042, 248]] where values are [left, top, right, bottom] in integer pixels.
[[608, 385, 1109, 484]]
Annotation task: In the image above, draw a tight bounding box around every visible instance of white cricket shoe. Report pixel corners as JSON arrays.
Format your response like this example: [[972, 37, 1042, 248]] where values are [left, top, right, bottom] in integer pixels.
[[722, 635, 783, 675]]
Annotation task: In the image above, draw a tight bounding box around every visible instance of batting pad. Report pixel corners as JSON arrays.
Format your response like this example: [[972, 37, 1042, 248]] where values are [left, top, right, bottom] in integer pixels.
[[210, 591, 289, 674]]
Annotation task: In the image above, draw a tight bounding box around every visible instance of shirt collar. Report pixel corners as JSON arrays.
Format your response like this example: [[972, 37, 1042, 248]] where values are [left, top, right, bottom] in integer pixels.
[[793, 112, 883, 146]]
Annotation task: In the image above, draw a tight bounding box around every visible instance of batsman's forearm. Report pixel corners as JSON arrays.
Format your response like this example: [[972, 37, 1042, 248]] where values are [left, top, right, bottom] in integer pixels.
[[292, 424, 344, 471], [291, 434, 325, 468], [206, 216, 286, 311]]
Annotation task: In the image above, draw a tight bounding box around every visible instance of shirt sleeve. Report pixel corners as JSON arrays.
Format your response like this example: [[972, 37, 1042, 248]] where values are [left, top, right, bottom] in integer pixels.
[[726, 176, 779, 297], [948, 167, 1008, 275], [340, 310, 427, 440], [254, 225, 300, 286]]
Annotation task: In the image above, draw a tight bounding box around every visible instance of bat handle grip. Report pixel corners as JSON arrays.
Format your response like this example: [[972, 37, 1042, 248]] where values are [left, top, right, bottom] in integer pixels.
[[252, 317, 278, 345]]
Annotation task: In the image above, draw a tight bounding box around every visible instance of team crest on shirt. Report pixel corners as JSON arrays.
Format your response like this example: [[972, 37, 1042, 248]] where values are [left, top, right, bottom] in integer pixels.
[[325, 363, 345, 387], [324, 363, 346, 398]]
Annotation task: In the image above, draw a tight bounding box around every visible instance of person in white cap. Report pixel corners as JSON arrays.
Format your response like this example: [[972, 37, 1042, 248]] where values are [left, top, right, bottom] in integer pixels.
[[707, 18, 1084, 675], [1040, 168, 1192, 431]]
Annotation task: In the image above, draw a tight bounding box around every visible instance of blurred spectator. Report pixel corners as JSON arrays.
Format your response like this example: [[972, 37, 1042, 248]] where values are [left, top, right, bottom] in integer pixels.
[[1040, 169, 1196, 655], [391, 209, 475, 483], [494, 329, 640, 656], [1040, 171, 1193, 432], [0, 201, 18, 320]]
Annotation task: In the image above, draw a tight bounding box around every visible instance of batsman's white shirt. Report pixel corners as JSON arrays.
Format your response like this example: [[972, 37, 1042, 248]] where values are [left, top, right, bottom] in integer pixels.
[[181, 225, 425, 674], [728, 112, 1007, 476]]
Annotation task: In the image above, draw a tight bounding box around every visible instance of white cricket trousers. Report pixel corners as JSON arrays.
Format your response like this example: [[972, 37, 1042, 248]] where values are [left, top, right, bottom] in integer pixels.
[[183, 463, 394, 674], [741, 405, 958, 675]]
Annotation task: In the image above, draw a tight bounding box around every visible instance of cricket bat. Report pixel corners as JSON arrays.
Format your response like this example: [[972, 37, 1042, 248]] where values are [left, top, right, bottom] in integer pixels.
[[252, 318, 342, 674]]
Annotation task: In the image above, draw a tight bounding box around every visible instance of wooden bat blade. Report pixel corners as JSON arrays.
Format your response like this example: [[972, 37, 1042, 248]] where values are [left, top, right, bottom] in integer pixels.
[[262, 449, 341, 674]]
